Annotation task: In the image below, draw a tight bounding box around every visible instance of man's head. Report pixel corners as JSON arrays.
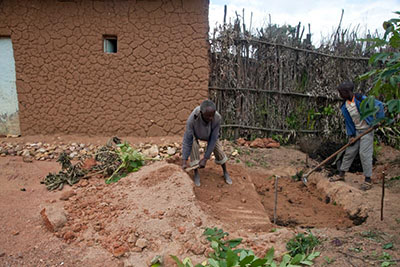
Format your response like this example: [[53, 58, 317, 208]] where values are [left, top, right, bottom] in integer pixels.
[[337, 81, 354, 101], [200, 100, 216, 123]]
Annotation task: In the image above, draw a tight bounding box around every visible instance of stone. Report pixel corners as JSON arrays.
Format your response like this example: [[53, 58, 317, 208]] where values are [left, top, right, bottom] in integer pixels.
[[194, 219, 202, 227], [236, 138, 247, 146], [40, 206, 68, 232], [60, 190, 76, 201], [21, 149, 31, 157], [0, 252, 5, 257], [166, 147, 176, 155], [69, 152, 78, 158], [266, 142, 280, 148], [22, 156, 33, 163], [143, 145, 159, 158], [63, 231, 75, 241], [113, 246, 128, 257], [178, 226, 186, 234], [135, 238, 148, 249], [231, 150, 239, 156], [190, 244, 205, 255], [38, 148, 47, 153], [249, 138, 265, 148]]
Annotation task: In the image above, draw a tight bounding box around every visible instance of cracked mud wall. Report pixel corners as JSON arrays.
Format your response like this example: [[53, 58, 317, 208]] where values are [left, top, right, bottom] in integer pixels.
[[0, 0, 209, 136]]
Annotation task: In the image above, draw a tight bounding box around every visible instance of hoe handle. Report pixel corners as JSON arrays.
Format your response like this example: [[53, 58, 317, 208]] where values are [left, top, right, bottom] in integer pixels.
[[304, 126, 376, 178]]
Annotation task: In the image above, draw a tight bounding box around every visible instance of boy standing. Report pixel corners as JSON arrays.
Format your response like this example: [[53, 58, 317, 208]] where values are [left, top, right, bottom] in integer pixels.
[[333, 81, 384, 190]]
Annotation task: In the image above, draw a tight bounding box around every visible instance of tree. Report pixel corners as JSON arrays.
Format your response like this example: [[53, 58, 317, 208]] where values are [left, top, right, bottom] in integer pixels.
[[359, 12, 400, 126]]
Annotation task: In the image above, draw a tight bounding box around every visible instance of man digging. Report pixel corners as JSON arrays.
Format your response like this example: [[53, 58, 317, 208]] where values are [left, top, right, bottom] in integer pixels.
[[332, 81, 384, 190], [181, 100, 232, 186]]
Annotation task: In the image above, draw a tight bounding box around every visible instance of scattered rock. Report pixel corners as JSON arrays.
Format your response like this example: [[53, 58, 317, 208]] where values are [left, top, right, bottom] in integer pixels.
[[113, 245, 129, 257], [167, 147, 176, 155], [236, 138, 247, 146], [60, 190, 76, 201], [190, 244, 205, 255], [143, 145, 159, 158], [249, 138, 265, 148], [194, 219, 202, 227], [40, 206, 68, 232], [178, 226, 186, 234], [63, 231, 75, 241], [0, 252, 5, 257], [12, 231, 19, 236], [135, 238, 148, 249]]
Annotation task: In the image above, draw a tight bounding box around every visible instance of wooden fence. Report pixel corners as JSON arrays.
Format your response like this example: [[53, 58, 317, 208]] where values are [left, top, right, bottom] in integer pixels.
[[209, 22, 374, 142]]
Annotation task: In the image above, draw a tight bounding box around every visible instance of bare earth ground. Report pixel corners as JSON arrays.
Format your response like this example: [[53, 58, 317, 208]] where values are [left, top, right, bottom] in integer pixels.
[[0, 135, 399, 267]]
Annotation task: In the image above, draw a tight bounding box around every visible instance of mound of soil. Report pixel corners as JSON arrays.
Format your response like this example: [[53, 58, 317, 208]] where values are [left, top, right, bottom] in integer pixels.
[[61, 162, 216, 265]]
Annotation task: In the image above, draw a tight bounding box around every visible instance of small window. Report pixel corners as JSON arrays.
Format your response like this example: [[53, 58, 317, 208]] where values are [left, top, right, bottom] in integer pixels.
[[103, 35, 117, 53]]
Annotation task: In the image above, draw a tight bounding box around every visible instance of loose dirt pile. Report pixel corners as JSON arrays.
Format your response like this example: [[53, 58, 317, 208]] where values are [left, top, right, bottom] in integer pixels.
[[60, 162, 218, 266]]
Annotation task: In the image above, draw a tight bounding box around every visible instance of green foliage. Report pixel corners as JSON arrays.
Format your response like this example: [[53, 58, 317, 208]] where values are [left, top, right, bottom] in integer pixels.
[[286, 231, 320, 257], [291, 170, 303, 182], [373, 139, 382, 158], [245, 161, 255, 167], [272, 134, 289, 145], [383, 243, 394, 250], [105, 142, 144, 184], [286, 113, 300, 130], [379, 252, 396, 267], [171, 228, 320, 267], [323, 256, 335, 264], [306, 109, 321, 130], [358, 12, 400, 126]]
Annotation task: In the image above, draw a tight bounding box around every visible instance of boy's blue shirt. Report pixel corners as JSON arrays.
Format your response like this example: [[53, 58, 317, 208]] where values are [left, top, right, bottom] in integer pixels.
[[340, 94, 385, 136]]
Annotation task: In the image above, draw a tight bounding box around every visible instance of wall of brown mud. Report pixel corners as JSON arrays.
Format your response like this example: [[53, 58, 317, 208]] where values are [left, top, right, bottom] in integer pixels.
[[0, 0, 209, 136]]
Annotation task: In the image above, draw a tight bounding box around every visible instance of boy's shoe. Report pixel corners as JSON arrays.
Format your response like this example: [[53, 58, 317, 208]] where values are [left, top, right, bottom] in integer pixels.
[[360, 181, 372, 191], [329, 175, 345, 182]]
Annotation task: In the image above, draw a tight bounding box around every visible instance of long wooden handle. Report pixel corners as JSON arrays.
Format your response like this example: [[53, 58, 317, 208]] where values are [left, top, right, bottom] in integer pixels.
[[304, 126, 376, 177]]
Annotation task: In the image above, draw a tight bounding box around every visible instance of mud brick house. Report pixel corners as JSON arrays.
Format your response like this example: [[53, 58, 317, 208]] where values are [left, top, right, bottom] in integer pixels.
[[0, 0, 209, 136]]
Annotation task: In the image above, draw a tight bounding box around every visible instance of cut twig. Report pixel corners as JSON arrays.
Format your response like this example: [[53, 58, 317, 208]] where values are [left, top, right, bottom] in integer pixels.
[[273, 175, 279, 224], [381, 170, 386, 221]]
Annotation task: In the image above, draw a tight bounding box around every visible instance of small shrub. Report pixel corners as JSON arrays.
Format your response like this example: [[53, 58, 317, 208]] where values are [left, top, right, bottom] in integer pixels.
[[286, 231, 320, 257]]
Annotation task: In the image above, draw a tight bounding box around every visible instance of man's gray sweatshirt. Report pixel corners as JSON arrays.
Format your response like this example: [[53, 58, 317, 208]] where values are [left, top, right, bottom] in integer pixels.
[[182, 106, 221, 160]]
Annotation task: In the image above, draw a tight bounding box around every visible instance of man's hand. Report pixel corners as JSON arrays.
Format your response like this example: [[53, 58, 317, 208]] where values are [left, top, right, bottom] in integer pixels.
[[199, 157, 208, 168], [349, 137, 357, 145], [182, 159, 188, 170]]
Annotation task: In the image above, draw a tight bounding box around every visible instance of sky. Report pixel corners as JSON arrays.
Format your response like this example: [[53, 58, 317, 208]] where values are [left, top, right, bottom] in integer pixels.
[[209, 0, 400, 46]]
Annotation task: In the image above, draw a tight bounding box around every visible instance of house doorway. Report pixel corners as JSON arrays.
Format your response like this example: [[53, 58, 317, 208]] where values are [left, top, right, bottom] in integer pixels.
[[0, 37, 20, 136]]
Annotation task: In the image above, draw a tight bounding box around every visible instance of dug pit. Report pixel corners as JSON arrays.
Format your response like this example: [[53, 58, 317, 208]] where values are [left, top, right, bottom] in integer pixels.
[[191, 162, 364, 230]]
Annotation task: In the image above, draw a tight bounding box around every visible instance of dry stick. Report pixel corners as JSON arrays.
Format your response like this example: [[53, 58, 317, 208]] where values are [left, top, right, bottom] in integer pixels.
[[339, 251, 400, 264], [381, 170, 385, 221], [273, 175, 279, 224]]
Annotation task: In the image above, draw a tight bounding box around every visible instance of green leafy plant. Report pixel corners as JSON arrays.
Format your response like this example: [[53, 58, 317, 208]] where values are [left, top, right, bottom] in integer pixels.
[[171, 228, 320, 267], [306, 109, 321, 130], [373, 139, 382, 158], [286, 231, 320, 257], [105, 142, 145, 184], [383, 243, 394, 250], [271, 134, 289, 145], [358, 12, 400, 126], [323, 256, 335, 264], [322, 105, 334, 116], [379, 252, 396, 267], [245, 160, 254, 167], [286, 113, 300, 130]]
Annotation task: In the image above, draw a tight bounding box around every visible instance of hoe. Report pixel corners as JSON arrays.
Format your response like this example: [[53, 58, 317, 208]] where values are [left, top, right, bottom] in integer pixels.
[[300, 126, 376, 185]]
